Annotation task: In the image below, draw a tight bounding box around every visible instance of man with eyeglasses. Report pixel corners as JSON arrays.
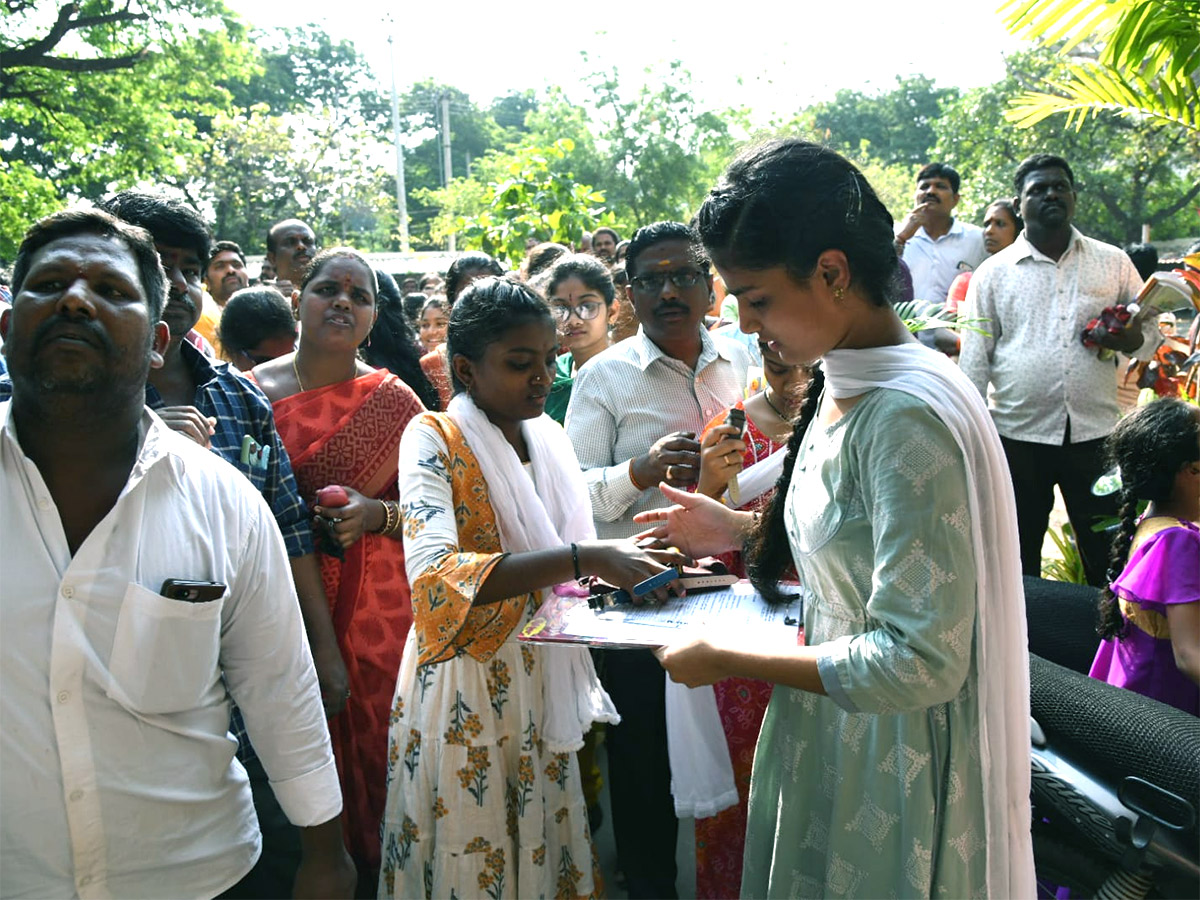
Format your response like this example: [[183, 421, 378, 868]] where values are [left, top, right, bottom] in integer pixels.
[[566, 221, 750, 899]]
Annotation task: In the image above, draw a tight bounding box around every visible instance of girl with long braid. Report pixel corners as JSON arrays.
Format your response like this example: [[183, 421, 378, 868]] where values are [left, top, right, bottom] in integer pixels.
[[1089, 398, 1200, 714], [634, 139, 1034, 898]]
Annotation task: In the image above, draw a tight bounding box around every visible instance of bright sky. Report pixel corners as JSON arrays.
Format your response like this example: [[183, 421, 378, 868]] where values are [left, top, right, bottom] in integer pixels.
[[225, 0, 1025, 123]]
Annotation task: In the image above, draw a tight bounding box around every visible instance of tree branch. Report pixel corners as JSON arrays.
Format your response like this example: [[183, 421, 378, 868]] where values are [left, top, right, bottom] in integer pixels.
[[1148, 179, 1200, 226], [2, 2, 150, 71], [1091, 180, 1133, 242], [15, 51, 150, 73]]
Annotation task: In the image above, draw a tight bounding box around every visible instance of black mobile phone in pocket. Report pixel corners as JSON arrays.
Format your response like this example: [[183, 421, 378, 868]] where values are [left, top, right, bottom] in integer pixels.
[[160, 579, 226, 603]]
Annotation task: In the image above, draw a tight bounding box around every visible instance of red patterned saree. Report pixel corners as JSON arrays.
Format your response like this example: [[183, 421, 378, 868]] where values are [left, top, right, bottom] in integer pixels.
[[272, 369, 424, 874]]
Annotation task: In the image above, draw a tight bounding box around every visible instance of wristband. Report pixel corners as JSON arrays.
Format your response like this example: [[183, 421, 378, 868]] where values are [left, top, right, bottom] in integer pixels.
[[571, 542, 582, 581], [628, 459, 649, 491]]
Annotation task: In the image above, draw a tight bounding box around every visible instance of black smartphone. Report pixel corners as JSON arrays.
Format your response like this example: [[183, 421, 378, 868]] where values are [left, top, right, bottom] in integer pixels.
[[160, 579, 226, 603], [725, 407, 746, 438]]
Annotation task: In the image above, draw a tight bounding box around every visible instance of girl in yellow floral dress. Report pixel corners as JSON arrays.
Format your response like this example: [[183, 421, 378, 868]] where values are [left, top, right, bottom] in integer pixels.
[[378, 277, 683, 900]]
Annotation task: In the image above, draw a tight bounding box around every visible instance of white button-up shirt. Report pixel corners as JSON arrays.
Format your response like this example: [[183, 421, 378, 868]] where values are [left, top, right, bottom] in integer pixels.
[[960, 227, 1155, 445], [0, 403, 341, 899], [902, 218, 988, 303], [566, 328, 749, 538]]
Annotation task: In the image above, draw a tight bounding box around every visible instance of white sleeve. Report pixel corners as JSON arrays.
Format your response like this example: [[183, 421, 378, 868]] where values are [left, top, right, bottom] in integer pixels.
[[220, 498, 341, 827]]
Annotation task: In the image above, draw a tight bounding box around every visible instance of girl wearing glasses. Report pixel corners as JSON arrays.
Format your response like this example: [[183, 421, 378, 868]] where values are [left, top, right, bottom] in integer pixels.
[[543, 254, 621, 424]]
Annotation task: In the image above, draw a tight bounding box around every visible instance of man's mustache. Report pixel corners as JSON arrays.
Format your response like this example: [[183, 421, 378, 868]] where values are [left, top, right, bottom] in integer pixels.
[[32, 315, 114, 354]]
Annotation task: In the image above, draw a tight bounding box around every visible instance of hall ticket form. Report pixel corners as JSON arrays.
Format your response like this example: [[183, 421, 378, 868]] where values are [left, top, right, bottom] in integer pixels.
[[518, 580, 801, 649]]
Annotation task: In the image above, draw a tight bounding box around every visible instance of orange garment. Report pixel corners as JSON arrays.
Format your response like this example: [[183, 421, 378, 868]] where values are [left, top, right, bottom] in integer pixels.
[[419, 345, 453, 410], [272, 369, 423, 874], [193, 291, 225, 359], [406, 412, 530, 666]]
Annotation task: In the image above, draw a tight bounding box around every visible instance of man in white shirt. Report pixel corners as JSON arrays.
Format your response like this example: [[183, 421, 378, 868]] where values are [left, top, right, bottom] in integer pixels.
[[566, 221, 749, 899], [894, 162, 987, 303], [0, 209, 355, 899], [960, 154, 1156, 586]]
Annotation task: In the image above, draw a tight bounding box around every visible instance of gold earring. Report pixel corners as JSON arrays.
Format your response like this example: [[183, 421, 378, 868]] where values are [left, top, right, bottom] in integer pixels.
[[833, 286, 845, 302]]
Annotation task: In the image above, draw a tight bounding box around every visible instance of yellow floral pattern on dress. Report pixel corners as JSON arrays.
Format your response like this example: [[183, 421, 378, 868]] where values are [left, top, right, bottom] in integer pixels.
[[486, 658, 511, 716], [443, 691, 484, 746], [380, 413, 601, 900], [402, 413, 534, 666], [403, 729, 421, 779], [544, 753, 571, 791], [457, 746, 490, 805], [556, 846, 584, 900]]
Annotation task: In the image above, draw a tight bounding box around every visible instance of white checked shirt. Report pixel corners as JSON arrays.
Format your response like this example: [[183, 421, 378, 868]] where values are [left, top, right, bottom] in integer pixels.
[[566, 327, 749, 538], [0, 404, 341, 899], [960, 227, 1155, 446], [902, 218, 987, 303]]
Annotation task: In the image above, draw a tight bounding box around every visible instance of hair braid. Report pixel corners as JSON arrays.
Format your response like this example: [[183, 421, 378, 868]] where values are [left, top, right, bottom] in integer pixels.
[[1094, 398, 1200, 641], [747, 365, 824, 603], [1097, 487, 1139, 641]]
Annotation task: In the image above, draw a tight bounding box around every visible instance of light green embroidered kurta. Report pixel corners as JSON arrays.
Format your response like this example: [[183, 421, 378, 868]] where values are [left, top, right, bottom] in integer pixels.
[[742, 388, 988, 899]]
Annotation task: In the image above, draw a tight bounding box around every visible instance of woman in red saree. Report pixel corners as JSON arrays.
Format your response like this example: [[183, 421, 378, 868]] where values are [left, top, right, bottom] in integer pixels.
[[254, 248, 425, 892]]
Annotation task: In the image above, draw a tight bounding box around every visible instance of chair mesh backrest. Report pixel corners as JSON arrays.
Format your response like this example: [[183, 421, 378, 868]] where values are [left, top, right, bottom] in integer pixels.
[[1024, 576, 1100, 674], [1029, 653, 1200, 843]]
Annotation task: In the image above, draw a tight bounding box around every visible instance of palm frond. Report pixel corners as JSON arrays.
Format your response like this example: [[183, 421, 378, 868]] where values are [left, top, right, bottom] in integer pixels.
[[999, 0, 1131, 54], [1004, 63, 1200, 133], [999, 0, 1200, 133]]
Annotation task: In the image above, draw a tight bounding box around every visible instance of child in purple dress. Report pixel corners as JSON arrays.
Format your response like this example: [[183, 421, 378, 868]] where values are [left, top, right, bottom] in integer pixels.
[[1089, 398, 1200, 715]]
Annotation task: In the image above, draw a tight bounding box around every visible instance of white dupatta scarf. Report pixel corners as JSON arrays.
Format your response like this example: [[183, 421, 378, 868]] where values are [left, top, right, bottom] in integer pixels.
[[446, 393, 619, 752], [822, 343, 1034, 898]]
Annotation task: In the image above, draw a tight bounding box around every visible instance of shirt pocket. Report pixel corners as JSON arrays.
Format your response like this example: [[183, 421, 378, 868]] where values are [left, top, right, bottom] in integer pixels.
[[106, 581, 225, 715]]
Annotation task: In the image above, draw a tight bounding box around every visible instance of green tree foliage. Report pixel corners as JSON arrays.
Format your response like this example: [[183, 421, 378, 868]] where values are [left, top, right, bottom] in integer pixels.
[[425, 139, 609, 268], [0, 159, 61, 259], [188, 28, 399, 252], [222, 25, 387, 125], [1000, 0, 1200, 132], [182, 105, 396, 253], [385, 80, 513, 248], [1, 1, 256, 211], [933, 47, 1200, 244], [808, 75, 960, 168], [585, 60, 743, 229]]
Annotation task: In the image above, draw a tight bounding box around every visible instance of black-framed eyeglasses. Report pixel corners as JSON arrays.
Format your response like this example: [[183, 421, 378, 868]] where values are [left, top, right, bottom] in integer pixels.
[[629, 268, 705, 294], [549, 300, 604, 323]]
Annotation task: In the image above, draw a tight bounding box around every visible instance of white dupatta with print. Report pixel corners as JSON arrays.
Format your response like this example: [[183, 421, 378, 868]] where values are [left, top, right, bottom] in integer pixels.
[[822, 342, 1034, 898]]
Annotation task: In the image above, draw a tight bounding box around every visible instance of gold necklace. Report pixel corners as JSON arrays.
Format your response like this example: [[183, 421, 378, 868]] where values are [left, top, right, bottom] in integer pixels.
[[292, 353, 307, 392]]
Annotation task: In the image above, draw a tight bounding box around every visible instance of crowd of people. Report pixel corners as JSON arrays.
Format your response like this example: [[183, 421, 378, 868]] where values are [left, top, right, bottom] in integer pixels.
[[0, 136, 1196, 900]]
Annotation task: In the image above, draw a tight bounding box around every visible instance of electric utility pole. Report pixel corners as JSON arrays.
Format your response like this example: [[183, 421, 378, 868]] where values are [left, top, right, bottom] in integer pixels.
[[440, 91, 455, 252]]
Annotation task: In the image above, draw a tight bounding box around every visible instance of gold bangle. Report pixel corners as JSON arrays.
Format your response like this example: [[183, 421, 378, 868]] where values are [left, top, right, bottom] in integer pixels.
[[378, 500, 401, 536]]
